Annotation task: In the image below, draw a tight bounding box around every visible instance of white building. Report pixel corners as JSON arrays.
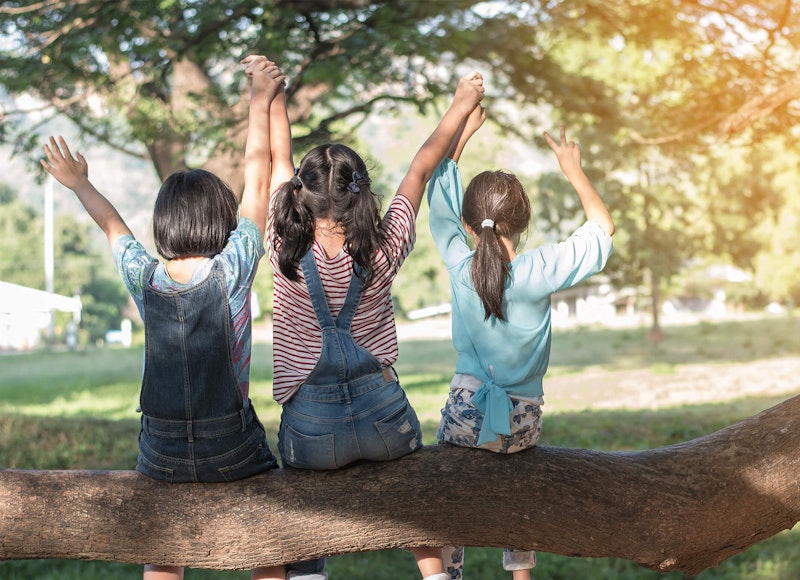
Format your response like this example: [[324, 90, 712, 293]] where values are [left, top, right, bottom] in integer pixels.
[[0, 281, 82, 350]]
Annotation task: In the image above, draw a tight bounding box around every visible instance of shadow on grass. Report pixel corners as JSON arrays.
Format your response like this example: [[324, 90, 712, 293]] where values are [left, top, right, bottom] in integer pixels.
[[3, 391, 792, 466], [416, 391, 796, 449], [393, 316, 800, 382]]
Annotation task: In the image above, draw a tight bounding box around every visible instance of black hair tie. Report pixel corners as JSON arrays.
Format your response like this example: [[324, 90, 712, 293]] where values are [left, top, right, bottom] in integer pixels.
[[347, 170, 370, 193]]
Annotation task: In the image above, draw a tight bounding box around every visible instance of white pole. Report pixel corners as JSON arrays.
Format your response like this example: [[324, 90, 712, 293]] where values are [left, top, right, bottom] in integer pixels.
[[44, 176, 55, 338]]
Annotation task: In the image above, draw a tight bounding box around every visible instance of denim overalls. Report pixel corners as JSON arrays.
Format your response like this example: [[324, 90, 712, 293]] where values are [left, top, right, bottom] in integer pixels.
[[137, 260, 278, 483], [278, 249, 423, 470]]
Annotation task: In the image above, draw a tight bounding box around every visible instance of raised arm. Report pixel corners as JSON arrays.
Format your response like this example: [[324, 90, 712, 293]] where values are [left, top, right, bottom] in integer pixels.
[[543, 125, 615, 237], [268, 82, 294, 195], [395, 71, 485, 214], [447, 104, 486, 163], [40, 136, 132, 249], [240, 55, 286, 236]]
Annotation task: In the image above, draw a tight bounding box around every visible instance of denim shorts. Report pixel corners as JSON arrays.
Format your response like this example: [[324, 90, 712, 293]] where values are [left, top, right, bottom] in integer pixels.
[[278, 370, 422, 470], [137, 404, 278, 483]]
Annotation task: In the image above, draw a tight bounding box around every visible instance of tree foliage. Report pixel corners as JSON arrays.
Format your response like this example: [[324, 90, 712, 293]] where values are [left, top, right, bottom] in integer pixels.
[[7, 1, 793, 184], [0, 187, 128, 344], [3, 0, 800, 321]]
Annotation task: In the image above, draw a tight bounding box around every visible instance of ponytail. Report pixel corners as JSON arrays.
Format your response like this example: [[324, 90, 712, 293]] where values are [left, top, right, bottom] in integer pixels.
[[471, 223, 510, 321], [339, 177, 384, 287], [462, 170, 531, 322], [272, 144, 387, 285]]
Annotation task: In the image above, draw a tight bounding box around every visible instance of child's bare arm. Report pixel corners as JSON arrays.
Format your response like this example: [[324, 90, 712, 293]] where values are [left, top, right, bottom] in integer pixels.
[[543, 125, 615, 236], [396, 71, 485, 214], [240, 55, 286, 236], [40, 136, 132, 249], [447, 105, 486, 163], [268, 85, 294, 195]]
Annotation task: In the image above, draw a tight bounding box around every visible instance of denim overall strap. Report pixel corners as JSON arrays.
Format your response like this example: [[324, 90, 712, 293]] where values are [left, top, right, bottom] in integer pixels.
[[299, 248, 365, 332], [299, 248, 383, 385], [140, 260, 247, 439]]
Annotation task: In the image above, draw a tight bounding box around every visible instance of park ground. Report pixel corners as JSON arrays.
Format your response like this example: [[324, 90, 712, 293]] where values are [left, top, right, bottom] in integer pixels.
[[2, 312, 799, 579], [253, 313, 800, 413]]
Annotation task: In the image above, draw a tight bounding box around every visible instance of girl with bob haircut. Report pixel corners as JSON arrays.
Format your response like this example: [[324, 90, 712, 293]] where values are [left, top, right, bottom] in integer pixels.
[[42, 56, 289, 580], [266, 73, 485, 580], [427, 107, 615, 580]]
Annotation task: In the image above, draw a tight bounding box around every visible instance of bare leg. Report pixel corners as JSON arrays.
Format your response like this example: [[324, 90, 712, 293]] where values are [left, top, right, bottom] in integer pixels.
[[503, 549, 536, 579], [143, 565, 184, 580], [251, 565, 286, 579], [411, 546, 445, 578]]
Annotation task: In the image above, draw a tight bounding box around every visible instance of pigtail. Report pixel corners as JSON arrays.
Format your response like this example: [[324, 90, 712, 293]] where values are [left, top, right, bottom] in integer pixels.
[[471, 223, 510, 321], [272, 179, 315, 281], [277, 143, 388, 286], [341, 179, 385, 287], [324, 146, 385, 287]]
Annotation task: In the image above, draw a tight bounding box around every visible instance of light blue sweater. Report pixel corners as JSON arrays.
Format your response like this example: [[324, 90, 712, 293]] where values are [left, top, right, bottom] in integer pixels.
[[427, 158, 613, 444]]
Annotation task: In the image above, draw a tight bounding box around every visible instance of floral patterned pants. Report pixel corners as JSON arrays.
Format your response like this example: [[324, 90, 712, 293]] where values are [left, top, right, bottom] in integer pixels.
[[437, 387, 543, 579]]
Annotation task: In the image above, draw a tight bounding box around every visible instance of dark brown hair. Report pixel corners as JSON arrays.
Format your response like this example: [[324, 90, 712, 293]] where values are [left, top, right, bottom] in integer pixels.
[[271, 143, 387, 286], [152, 169, 239, 260], [462, 170, 531, 320]]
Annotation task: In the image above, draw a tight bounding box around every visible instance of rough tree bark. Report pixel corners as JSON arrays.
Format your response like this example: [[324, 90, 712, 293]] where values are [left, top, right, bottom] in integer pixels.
[[2, 395, 799, 577]]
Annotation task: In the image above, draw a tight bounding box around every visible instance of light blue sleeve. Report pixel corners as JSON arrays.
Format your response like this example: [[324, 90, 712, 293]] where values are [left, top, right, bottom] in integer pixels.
[[217, 218, 265, 314], [427, 157, 471, 268], [112, 235, 157, 310], [530, 220, 614, 293]]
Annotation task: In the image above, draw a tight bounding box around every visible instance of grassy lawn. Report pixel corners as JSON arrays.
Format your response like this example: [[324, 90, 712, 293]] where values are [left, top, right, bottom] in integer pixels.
[[1, 314, 799, 579]]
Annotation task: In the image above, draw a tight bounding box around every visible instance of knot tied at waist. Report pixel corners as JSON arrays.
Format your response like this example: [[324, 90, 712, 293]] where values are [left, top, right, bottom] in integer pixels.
[[471, 380, 514, 446]]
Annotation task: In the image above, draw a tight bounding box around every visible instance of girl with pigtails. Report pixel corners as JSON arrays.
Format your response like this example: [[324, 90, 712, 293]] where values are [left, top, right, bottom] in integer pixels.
[[265, 72, 485, 580], [427, 107, 615, 580]]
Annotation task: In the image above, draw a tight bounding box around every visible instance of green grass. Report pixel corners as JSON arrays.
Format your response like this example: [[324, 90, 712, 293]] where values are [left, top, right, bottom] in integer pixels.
[[1, 314, 799, 578]]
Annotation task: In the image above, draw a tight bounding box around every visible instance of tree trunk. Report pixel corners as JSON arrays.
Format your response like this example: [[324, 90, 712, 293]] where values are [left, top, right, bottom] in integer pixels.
[[649, 269, 663, 340], [2, 395, 799, 577]]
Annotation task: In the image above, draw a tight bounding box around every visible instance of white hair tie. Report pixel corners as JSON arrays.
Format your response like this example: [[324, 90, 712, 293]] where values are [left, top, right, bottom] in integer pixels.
[[481, 219, 495, 229]]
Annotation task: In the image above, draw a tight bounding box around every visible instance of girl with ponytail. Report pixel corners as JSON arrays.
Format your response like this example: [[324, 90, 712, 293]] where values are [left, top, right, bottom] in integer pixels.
[[427, 109, 615, 580]]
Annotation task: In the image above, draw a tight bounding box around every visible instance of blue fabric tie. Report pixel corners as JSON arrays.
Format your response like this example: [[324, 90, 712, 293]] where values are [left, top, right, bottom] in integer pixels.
[[471, 380, 514, 445]]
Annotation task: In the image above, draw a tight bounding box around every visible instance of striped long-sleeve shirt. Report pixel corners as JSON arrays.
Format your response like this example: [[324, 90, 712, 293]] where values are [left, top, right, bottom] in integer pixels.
[[268, 195, 416, 404]]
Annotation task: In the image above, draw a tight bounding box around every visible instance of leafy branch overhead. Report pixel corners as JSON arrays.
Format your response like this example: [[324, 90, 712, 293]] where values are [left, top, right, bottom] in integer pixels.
[[2, 0, 798, 190], [3, 0, 800, 325]]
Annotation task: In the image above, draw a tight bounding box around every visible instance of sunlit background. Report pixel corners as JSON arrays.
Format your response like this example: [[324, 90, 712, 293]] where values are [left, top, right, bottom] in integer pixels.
[[1, 1, 799, 578]]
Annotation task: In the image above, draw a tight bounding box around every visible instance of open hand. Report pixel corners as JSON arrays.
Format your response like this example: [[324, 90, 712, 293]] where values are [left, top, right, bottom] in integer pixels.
[[40, 136, 89, 190]]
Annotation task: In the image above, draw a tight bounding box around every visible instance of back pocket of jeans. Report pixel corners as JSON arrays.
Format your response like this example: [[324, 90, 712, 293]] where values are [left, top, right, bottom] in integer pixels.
[[136, 453, 175, 483], [218, 443, 279, 481], [373, 401, 422, 460], [280, 424, 338, 470]]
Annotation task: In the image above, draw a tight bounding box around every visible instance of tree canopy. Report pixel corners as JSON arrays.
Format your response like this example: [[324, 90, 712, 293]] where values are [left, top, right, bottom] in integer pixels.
[[4, 1, 797, 180], [3, 0, 800, 321]]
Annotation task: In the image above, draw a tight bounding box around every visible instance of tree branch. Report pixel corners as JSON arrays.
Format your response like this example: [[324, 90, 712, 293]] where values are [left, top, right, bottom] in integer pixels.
[[275, 0, 390, 10], [2, 395, 799, 577], [720, 78, 800, 136]]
